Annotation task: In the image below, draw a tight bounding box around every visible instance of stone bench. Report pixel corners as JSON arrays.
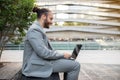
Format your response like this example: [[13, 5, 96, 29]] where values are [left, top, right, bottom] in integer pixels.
[[12, 70, 60, 80], [22, 73, 60, 80]]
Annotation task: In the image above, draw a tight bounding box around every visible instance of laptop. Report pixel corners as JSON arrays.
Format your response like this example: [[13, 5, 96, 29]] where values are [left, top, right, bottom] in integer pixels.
[[70, 44, 82, 59]]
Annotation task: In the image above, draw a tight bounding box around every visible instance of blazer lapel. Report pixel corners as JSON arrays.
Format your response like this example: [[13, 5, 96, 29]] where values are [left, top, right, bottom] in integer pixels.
[[47, 40, 53, 50]]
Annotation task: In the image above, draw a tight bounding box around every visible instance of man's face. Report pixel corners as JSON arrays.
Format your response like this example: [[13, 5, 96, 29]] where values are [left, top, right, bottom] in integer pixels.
[[43, 12, 53, 28]]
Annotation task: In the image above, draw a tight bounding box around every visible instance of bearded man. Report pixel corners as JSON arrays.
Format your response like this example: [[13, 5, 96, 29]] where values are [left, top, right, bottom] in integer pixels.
[[22, 7, 80, 80]]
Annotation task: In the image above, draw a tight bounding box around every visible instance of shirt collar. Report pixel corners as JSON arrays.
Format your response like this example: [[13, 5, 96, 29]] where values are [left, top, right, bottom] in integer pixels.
[[34, 20, 46, 33]]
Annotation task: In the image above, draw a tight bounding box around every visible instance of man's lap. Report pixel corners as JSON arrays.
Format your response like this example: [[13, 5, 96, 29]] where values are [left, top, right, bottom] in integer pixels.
[[50, 59, 80, 72]]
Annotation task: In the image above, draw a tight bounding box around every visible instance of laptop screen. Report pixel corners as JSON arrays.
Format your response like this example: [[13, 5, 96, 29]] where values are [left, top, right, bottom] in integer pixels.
[[71, 44, 82, 59]]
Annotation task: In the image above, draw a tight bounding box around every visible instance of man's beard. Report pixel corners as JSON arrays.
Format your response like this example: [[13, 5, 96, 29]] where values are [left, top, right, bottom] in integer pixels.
[[43, 19, 50, 29]]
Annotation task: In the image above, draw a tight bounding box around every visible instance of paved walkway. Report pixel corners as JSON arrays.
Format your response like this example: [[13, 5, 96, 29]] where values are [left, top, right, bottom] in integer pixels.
[[79, 64, 120, 80], [1, 50, 120, 64]]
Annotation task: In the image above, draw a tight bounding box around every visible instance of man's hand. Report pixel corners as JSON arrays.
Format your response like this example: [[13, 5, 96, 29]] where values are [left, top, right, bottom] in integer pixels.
[[64, 52, 72, 59]]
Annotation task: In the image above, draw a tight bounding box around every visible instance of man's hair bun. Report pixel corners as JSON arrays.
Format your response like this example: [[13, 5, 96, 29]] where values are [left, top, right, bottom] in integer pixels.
[[32, 7, 50, 18], [32, 7, 40, 13]]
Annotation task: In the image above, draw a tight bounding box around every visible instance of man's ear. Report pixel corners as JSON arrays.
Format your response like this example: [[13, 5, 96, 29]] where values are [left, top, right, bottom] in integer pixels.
[[42, 14, 46, 19]]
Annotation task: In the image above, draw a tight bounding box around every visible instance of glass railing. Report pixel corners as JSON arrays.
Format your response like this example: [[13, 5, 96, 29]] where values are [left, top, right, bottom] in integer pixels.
[[4, 41, 120, 50]]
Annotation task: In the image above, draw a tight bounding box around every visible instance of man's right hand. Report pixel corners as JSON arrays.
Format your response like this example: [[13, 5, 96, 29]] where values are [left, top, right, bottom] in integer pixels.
[[64, 52, 72, 59]]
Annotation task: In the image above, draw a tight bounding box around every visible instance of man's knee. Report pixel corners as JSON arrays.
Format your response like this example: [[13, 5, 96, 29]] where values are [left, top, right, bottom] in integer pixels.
[[74, 61, 80, 70]]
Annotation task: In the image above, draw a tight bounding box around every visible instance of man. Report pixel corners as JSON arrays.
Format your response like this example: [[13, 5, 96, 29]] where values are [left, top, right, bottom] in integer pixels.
[[22, 7, 80, 80]]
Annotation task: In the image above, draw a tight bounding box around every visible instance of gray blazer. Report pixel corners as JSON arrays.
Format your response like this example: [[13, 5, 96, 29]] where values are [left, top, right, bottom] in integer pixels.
[[22, 21, 64, 77]]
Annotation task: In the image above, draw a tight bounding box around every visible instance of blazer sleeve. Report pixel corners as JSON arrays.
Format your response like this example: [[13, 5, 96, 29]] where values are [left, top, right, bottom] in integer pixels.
[[27, 29, 64, 59]]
